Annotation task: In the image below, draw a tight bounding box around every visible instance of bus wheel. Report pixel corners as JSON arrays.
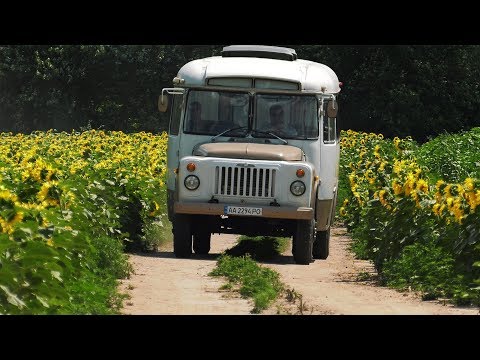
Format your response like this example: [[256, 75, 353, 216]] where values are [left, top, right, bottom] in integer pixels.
[[193, 231, 211, 254], [293, 219, 314, 265], [313, 227, 330, 259], [173, 214, 192, 258]]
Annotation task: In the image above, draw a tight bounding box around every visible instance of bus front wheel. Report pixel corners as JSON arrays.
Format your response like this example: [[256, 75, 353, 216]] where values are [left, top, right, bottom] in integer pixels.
[[292, 219, 314, 265], [193, 231, 211, 254], [173, 214, 192, 258]]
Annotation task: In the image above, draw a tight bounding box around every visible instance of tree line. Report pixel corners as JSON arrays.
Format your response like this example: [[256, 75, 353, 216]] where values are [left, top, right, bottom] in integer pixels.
[[1, 45, 479, 141]]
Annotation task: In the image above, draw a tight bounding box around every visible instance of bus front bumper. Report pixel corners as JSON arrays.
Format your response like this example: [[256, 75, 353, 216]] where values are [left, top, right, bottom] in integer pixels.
[[174, 202, 314, 220]]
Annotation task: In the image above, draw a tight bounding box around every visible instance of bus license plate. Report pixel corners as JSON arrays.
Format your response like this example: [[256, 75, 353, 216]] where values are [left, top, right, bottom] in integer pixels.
[[224, 206, 263, 216]]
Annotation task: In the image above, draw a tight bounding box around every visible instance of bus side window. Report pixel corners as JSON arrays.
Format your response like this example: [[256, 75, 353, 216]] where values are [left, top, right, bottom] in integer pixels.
[[323, 116, 336, 144], [169, 94, 183, 135]]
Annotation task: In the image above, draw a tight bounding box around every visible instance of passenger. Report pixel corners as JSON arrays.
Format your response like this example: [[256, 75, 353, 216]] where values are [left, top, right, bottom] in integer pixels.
[[189, 101, 211, 133]]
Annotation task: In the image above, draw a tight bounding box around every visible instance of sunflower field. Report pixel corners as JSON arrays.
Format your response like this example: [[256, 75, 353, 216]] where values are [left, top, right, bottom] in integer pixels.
[[338, 128, 480, 304], [0, 130, 168, 314]]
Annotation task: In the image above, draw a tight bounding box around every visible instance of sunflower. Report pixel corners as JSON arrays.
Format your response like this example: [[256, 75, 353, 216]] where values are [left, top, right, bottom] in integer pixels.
[[464, 177, 475, 192]]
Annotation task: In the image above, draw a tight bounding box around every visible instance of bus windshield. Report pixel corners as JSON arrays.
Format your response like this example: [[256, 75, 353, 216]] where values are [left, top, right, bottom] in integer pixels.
[[184, 90, 319, 140], [254, 94, 318, 139], [184, 90, 249, 136]]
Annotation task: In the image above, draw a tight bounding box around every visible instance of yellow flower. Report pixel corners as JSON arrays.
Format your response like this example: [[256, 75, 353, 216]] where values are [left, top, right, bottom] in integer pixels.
[[432, 203, 441, 216], [365, 169, 375, 184], [456, 184, 465, 196], [393, 137, 400, 150], [37, 181, 60, 207], [410, 190, 420, 207], [0, 189, 18, 203], [436, 180, 446, 191], [440, 204, 447, 215], [416, 179, 429, 193], [0, 212, 22, 235], [451, 199, 465, 224], [378, 189, 389, 208], [443, 184, 452, 197], [465, 190, 480, 212], [464, 177, 475, 191], [393, 160, 403, 175], [348, 174, 356, 186], [392, 180, 403, 195], [404, 173, 415, 196], [446, 197, 454, 209], [0, 216, 7, 234], [37, 184, 50, 202], [9, 211, 24, 226]]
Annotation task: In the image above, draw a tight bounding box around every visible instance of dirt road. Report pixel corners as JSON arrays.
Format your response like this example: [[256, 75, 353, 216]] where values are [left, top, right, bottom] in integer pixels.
[[120, 227, 479, 315], [120, 234, 252, 315], [265, 227, 478, 315]]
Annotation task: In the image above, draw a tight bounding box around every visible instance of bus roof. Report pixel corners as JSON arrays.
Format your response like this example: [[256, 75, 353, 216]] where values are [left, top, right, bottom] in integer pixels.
[[176, 55, 341, 94]]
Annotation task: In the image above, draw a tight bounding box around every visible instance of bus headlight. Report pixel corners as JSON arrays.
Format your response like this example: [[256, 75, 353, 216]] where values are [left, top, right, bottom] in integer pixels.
[[290, 181, 306, 196], [184, 175, 200, 190]]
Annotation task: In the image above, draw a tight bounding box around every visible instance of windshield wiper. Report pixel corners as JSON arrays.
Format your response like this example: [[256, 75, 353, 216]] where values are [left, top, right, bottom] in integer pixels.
[[250, 129, 288, 145], [211, 126, 248, 142]]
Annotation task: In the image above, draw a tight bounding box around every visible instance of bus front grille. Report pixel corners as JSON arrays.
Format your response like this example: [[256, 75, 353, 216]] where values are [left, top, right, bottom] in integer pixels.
[[214, 166, 276, 198]]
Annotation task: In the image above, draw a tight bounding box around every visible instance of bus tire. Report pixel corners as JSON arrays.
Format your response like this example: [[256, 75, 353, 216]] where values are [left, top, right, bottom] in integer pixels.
[[193, 231, 211, 254], [173, 214, 192, 258], [293, 219, 314, 265], [313, 228, 330, 259]]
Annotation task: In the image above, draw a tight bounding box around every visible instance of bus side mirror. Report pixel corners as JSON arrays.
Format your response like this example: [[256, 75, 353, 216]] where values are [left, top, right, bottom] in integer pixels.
[[158, 94, 169, 113], [327, 100, 338, 118]]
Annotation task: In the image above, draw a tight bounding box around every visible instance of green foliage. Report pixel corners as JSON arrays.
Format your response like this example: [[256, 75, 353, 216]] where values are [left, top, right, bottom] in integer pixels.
[[140, 218, 171, 252], [335, 176, 351, 218], [62, 271, 126, 314], [382, 241, 461, 300], [351, 199, 438, 271], [339, 128, 480, 306], [300, 45, 480, 142], [0, 45, 222, 133], [0, 177, 135, 314], [2, 45, 480, 141], [138, 184, 171, 251], [0, 130, 168, 314], [210, 255, 284, 313], [416, 127, 480, 182], [211, 235, 288, 313]]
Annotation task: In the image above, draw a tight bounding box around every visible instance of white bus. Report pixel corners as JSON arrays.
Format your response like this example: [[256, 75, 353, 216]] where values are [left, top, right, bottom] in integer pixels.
[[160, 45, 341, 264]]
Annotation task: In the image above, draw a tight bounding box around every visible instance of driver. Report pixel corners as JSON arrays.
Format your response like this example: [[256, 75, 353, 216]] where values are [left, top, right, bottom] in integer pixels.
[[269, 104, 297, 136]]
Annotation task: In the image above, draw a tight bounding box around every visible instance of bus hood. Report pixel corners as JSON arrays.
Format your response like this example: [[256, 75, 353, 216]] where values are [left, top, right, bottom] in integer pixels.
[[193, 142, 303, 161]]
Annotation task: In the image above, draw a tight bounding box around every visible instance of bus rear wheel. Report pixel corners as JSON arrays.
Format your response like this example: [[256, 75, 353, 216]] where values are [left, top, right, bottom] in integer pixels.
[[313, 227, 330, 259]]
